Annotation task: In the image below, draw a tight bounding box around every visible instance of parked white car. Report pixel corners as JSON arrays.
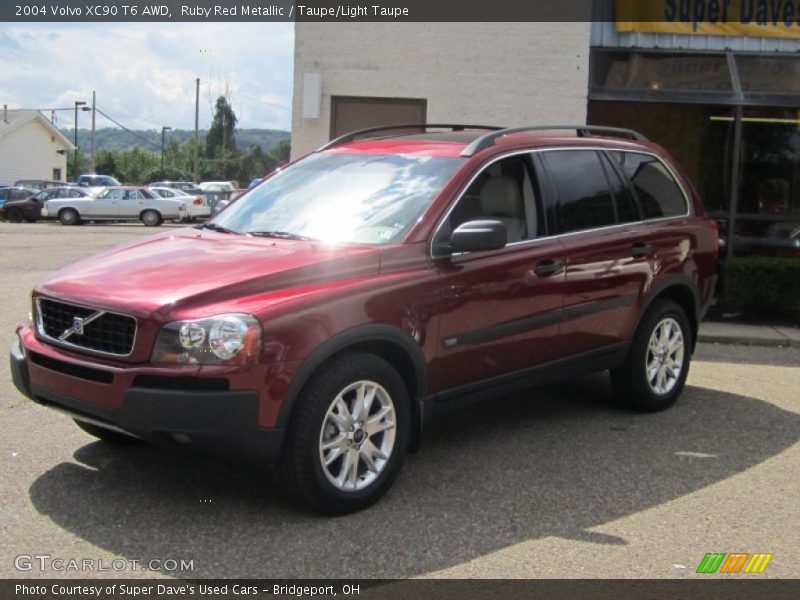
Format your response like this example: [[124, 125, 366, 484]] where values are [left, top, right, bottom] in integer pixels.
[[198, 181, 238, 193], [42, 186, 187, 226], [147, 186, 211, 220]]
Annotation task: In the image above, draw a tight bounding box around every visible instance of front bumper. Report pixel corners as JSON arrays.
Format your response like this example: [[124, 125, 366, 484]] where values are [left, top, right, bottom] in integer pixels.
[[10, 332, 284, 464]]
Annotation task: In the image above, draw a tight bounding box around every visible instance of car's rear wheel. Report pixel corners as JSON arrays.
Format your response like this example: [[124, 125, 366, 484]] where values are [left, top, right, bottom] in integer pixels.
[[6, 206, 24, 223], [73, 419, 139, 444], [279, 353, 410, 514], [611, 300, 692, 412], [7, 207, 23, 222], [140, 209, 162, 227], [58, 208, 80, 226]]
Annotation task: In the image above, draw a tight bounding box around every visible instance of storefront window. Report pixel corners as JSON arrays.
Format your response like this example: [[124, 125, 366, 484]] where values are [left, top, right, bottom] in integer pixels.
[[591, 51, 734, 94], [590, 49, 800, 259], [735, 55, 800, 95], [587, 101, 733, 216], [733, 108, 800, 258]]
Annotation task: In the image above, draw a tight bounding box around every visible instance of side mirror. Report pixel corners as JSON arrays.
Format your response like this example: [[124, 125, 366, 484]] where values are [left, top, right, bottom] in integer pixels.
[[450, 220, 507, 253]]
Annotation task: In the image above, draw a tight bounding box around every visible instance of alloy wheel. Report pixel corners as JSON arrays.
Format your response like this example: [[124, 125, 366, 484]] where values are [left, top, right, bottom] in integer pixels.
[[318, 380, 397, 492], [645, 317, 685, 395]]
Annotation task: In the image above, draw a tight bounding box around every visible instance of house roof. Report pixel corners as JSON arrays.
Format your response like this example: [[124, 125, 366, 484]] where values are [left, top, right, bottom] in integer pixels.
[[0, 109, 75, 149]]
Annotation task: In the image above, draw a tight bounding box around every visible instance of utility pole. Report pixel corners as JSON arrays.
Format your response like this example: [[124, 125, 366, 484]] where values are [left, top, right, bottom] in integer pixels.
[[73, 100, 86, 180], [161, 126, 172, 171], [90, 91, 96, 172], [194, 77, 200, 183]]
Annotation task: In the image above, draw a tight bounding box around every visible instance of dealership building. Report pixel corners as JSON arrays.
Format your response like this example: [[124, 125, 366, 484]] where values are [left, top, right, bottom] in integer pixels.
[[291, 9, 800, 259]]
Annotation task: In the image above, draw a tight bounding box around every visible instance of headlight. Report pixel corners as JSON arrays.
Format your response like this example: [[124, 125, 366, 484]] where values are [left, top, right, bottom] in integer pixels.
[[151, 314, 261, 365]]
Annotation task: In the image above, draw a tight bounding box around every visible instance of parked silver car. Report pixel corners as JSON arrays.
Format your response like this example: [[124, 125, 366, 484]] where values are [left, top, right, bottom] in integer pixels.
[[42, 186, 187, 226], [147, 186, 211, 220]]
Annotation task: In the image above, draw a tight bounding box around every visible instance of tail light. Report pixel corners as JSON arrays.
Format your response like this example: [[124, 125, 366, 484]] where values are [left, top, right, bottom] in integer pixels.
[[193, 197, 203, 206]]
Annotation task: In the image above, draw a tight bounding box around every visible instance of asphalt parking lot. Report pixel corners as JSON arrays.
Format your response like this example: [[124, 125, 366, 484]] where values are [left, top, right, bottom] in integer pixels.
[[0, 221, 798, 580]]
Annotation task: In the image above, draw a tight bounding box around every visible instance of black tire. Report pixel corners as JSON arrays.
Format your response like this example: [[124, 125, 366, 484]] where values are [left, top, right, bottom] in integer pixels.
[[611, 300, 693, 412], [140, 209, 162, 227], [74, 419, 139, 444], [279, 352, 411, 514], [7, 207, 23, 222], [59, 208, 80, 226]]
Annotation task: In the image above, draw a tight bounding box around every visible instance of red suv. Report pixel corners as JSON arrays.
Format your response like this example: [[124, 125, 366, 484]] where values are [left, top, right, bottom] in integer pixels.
[[10, 125, 719, 513]]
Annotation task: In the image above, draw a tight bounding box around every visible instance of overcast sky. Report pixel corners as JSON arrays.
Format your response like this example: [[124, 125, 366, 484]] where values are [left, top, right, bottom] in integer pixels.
[[0, 22, 294, 132]]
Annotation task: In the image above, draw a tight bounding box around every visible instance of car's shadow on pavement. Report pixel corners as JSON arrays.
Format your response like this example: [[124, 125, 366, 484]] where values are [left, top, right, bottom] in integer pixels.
[[28, 373, 800, 578]]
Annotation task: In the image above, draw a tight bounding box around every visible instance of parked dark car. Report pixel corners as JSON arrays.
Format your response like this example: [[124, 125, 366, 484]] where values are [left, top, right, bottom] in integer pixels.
[[13, 179, 68, 191], [11, 124, 719, 514], [0, 186, 37, 207], [1, 186, 89, 222]]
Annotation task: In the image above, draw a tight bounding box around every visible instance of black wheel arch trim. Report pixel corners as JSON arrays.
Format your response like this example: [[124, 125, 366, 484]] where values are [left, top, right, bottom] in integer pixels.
[[275, 324, 428, 433]]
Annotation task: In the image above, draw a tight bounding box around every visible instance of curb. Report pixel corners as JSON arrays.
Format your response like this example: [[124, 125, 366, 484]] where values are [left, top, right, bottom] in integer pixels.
[[697, 334, 795, 348]]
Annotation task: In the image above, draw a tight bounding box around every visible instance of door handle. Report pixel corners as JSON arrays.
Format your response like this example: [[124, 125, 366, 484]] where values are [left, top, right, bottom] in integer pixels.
[[534, 259, 565, 278], [631, 243, 653, 259]]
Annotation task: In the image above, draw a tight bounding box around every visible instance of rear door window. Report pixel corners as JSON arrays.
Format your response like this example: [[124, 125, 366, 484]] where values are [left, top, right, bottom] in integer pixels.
[[610, 152, 688, 219], [542, 150, 616, 234]]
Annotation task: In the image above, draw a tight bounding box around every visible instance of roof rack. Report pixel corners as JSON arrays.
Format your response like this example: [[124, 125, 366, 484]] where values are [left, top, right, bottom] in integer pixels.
[[461, 125, 649, 157], [318, 124, 503, 152]]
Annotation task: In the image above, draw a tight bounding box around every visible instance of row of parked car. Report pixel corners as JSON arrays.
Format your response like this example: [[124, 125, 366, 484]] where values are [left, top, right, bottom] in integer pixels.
[[0, 178, 243, 226]]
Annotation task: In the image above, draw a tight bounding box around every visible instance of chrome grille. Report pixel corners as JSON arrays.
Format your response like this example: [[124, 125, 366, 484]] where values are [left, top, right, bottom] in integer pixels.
[[36, 298, 136, 357]]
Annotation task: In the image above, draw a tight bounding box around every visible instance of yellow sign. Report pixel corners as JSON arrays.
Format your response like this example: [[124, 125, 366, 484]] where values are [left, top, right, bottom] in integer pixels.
[[616, 0, 800, 39]]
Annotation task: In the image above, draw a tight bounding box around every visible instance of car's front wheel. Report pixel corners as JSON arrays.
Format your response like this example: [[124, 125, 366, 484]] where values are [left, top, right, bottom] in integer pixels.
[[58, 208, 80, 226], [280, 353, 410, 514], [140, 209, 162, 227], [611, 299, 692, 412], [6, 207, 23, 222]]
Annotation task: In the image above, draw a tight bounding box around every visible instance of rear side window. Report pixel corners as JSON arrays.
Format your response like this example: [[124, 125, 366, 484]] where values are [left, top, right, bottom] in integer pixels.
[[611, 152, 688, 219], [542, 150, 616, 233]]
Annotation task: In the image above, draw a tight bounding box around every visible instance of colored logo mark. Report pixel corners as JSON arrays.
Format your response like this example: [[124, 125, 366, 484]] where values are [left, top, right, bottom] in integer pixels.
[[696, 552, 773, 574]]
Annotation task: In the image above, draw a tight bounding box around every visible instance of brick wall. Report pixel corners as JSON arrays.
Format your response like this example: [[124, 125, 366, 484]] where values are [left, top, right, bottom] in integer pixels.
[[291, 23, 591, 158]]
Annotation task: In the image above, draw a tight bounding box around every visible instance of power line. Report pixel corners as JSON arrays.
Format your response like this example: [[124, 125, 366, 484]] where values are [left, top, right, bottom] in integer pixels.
[[94, 107, 162, 151]]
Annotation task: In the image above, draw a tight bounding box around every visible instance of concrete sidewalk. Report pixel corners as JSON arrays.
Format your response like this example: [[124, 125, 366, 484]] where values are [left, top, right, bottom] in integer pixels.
[[699, 321, 800, 348]]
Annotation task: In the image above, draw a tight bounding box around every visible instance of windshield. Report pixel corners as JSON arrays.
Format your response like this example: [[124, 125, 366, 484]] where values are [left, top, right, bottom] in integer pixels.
[[212, 152, 464, 244]]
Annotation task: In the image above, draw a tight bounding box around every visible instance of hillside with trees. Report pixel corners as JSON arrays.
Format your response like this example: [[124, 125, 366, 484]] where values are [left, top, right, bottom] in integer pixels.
[[64, 98, 289, 185]]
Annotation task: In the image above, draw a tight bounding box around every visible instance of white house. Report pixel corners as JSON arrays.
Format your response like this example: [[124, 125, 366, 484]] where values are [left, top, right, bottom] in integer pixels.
[[0, 108, 74, 186]]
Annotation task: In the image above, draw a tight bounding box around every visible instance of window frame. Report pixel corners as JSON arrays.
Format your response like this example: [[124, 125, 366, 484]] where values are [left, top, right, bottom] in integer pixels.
[[606, 150, 691, 222], [537, 149, 622, 236], [430, 146, 693, 259], [430, 150, 548, 258]]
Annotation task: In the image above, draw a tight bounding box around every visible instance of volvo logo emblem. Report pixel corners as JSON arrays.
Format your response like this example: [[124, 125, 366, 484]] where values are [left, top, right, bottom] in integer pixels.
[[71, 317, 85, 336], [58, 310, 105, 341]]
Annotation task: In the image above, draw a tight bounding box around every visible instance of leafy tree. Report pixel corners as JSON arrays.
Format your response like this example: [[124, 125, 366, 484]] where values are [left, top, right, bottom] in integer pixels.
[[206, 96, 238, 159], [269, 139, 291, 166], [66, 153, 90, 182], [94, 149, 117, 177]]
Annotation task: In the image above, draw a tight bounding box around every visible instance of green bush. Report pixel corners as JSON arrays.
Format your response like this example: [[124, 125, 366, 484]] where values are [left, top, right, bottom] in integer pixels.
[[721, 256, 800, 320]]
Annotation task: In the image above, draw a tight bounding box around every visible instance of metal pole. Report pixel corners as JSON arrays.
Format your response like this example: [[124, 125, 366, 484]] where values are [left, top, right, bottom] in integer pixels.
[[194, 77, 200, 182], [73, 102, 79, 180], [161, 127, 167, 171], [91, 91, 96, 172], [726, 104, 744, 260]]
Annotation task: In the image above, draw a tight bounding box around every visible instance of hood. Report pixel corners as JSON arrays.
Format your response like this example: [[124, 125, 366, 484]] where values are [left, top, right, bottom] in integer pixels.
[[36, 228, 380, 317]]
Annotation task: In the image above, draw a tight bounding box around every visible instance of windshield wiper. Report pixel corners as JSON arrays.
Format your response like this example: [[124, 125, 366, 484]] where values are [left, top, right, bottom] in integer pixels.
[[246, 230, 319, 242], [199, 222, 239, 234]]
